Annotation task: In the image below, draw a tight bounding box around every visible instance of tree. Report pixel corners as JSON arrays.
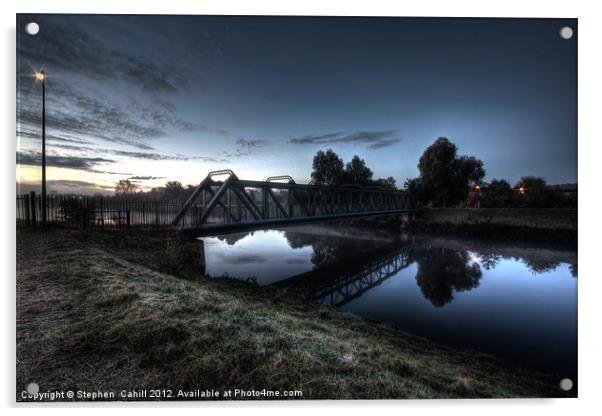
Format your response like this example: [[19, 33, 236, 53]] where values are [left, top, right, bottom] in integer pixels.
[[481, 179, 515, 207], [164, 180, 184, 200], [415, 137, 485, 207], [344, 155, 373, 185], [374, 176, 397, 190], [404, 177, 426, 205], [114, 179, 138, 195], [182, 184, 197, 201], [311, 149, 344, 186], [515, 176, 560, 208]]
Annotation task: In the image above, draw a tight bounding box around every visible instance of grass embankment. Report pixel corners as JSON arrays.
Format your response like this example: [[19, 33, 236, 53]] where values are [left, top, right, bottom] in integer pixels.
[[17, 228, 571, 400], [404, 208, 577, 246]]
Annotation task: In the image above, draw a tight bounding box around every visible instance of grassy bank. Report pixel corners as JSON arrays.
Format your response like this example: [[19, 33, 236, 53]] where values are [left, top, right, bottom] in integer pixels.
[[404, 208, 577, 246], [16, 228, 572, 400]]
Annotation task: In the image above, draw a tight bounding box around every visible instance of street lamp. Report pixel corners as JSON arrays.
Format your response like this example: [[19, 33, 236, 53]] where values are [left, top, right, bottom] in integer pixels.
[[474, 183, 481, 208], [34, 69, 47, 225]]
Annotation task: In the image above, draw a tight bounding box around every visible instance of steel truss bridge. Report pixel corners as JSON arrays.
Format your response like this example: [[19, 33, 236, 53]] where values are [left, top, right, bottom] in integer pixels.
[[276, 243, 412, 307], [172, 170, 414, 231]]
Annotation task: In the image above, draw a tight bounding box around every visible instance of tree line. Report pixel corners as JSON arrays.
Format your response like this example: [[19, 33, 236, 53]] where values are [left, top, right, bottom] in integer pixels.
[[404, 137, 576, 208], [113, 137, 576, 208]]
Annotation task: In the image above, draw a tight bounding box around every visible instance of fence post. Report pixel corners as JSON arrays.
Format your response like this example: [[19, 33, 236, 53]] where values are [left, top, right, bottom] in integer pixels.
[[155, 201, 159, 229], [24, 195, 31, 226], [101, 197, 105, 229], [29, 191, 37, 227]]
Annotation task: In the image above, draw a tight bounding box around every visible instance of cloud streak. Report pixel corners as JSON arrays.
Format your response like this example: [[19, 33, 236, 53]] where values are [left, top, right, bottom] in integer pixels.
[[288, 130, 402, 149], [17, 151, 113, 171]]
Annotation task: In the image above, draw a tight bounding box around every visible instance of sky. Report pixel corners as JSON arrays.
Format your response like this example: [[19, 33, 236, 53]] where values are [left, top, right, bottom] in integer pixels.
[[16, 15, 577, 195]]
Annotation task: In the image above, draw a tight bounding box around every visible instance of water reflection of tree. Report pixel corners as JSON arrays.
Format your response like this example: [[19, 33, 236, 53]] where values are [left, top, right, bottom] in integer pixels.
[[215, 232, 253, 246], [478, 253, 501, 270], [284, 232, 383, 268], [409, 247, 483, 307], [520, 257, 561, 275]]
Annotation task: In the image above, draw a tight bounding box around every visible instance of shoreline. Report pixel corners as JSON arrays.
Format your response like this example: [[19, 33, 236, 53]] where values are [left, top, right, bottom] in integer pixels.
[[340, 208, 577, 247]]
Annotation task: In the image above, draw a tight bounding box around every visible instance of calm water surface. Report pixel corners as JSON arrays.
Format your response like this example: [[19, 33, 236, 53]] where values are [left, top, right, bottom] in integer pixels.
[[200, 225, 577, 377]]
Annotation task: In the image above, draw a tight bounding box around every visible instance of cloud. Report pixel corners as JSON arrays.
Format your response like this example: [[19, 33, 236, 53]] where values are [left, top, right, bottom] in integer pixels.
[[17, 180, 114, 195], [367, 138, 402, 149], [128, 175, 166, 181], [47, 180, 114, 190], [18, 17, 187, 96], [17, 81, 169, 150], [288, 130, 402, 149], [17, 128, 94, 146], [17, 151, 113, 171], [17, 17, 225, 153], [17, 144, 227, 174], [221, 138, 271, 158], [110, 149, 221, 162], [235, 138, 270, 155]]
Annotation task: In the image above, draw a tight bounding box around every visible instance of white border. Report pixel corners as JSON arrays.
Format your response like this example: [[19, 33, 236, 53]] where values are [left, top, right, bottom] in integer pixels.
[[2, 1, 601, 415]]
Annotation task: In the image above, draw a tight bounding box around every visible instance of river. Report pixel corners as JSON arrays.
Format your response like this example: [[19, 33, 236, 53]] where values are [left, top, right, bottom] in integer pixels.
[[199, 224, 577, 378]]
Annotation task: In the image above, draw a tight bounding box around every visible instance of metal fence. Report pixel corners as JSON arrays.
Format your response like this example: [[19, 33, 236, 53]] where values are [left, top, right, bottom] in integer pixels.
[[16, 192, 192, 229]]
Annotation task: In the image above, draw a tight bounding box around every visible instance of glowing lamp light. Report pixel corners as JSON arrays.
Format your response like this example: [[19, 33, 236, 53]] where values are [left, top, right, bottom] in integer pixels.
[[34, 69, 46, 81]]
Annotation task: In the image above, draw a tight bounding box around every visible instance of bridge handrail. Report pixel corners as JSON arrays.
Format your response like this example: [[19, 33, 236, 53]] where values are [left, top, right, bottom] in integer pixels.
[[265, 175, 296, 184], [207, 169, 238, 180]]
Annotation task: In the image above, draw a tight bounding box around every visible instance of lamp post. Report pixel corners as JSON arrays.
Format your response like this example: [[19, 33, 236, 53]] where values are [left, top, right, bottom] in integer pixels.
[[35, 69, 47, 225], [474, 183, 481, 208]]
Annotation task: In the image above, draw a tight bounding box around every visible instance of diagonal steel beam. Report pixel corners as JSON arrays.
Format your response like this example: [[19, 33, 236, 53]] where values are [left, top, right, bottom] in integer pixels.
[[197, 176, 237, 225], [205, 186, 238, 222], [291, 188, 310, 216], [265, 187, 290, 218], [232, 187, 262, 220], [172, 177, 211, 225]]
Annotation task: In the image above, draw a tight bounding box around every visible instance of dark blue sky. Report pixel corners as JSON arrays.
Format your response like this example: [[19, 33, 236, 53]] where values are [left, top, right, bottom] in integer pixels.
[[17, 15, 577, 194]]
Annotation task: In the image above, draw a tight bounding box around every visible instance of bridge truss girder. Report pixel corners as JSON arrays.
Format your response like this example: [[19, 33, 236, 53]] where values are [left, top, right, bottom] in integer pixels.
[[171, 170, 413, 229]]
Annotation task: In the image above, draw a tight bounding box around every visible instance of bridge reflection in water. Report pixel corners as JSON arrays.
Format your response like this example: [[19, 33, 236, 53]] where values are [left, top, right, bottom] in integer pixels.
[[274, 243, 413, 307]]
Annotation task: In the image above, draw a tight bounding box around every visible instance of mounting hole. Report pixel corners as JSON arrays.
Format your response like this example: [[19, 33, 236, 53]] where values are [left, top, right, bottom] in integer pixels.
[[26, 382, 39, 395], [559, 378, 573, 391], [25, 22, 39, 35], [559, 26, 573, 40]]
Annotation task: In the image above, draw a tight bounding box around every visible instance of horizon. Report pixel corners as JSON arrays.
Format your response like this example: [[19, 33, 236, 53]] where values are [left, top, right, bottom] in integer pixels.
[[16, 15, 577, 195]]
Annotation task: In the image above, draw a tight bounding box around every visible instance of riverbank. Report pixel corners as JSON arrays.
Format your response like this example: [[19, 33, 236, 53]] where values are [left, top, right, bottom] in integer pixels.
[[16, 228, 573, 400], [402, 208, 577, 246]]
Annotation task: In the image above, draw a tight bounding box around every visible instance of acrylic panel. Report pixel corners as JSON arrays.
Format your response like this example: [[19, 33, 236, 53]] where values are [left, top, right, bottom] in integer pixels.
[[16, 14, 577, 401]]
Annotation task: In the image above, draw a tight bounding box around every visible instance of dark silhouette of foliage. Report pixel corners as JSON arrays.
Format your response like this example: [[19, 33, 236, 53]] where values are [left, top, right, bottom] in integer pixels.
[[481, 179, 515, 208], [311, 149, 345, 186], [410, 247, 482, 307], [164, 180, 184, 201], [114, 179, 138, 195], [515, 176, 562, 208], [521, 257, 560, 275], [374, 176, 397, 190], [344, 155, 373, 185], [411, 137, 485, 207]]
